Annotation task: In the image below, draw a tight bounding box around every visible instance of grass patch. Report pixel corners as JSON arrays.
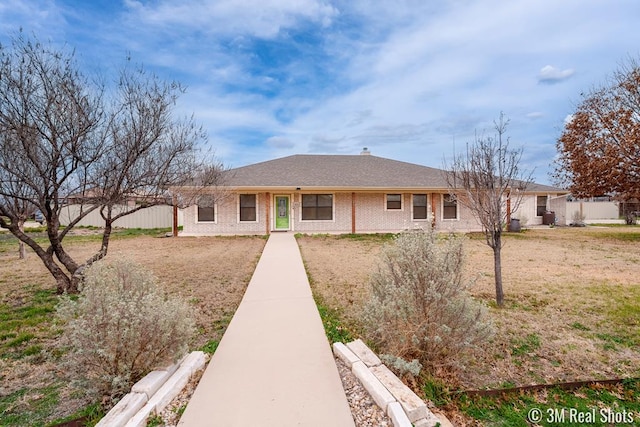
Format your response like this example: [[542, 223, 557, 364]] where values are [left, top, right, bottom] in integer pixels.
[[111, 227, 173, 238], [457, 379, 640, 426], [0, 288, 58, 359], [511, 333, 541, 356], [422, 376, 453, 407], [46, 402, 104, 427], [0, 227, 174, 254], [593, 284, 640, 348], [174, 404, 187, 418], [200, 339, 220, 355], [336, 233, 397, 242], [313, 294, 355, 344], [146, 413, 164, 427], [298, 249, 358, 344], [584, 230, 640, 242], [0, 384, 61, 426], [570, 322, 591, 331]]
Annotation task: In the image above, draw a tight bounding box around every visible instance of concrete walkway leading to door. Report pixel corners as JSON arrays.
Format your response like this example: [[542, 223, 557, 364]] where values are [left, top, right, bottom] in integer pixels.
[[178, 233, 355, 427]]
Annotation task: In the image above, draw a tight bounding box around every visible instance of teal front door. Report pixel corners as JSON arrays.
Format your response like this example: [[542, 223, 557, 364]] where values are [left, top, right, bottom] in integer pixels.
[[275, 196, 290, 230]]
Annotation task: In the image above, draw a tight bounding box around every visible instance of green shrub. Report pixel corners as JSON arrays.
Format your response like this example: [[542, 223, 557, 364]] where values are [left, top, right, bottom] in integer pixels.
[[57, 260, 195, 404], [362, 229, 492, 375]]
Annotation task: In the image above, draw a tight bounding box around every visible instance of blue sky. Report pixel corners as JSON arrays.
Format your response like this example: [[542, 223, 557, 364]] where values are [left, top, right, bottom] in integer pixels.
[[1, 0, 639, 184]]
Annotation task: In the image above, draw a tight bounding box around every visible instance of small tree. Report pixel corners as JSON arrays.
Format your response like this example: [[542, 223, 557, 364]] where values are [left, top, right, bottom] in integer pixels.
[[444, 113, 533, 307], [555, 57, 640, 224], [362, 229, 492, 374], [0, 33, 223, 293]]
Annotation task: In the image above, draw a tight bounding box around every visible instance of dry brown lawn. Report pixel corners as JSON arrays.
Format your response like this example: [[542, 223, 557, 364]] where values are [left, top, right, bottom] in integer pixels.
[[2, 226, 639, 423], [298, 226, 640, 390], [0, 232, 265, 424]]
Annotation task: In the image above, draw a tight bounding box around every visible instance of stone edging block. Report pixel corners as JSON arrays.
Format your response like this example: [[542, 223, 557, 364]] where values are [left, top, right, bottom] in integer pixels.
[[341, 340, 445, 427], [333, 342, 360, 368], [370, 364, 428, 422], [346, 339, 382, 367], [387, 401, 413, 427], [95, 392, 147, 427], [131, 370, 171, 400], [351, 361, 395, 411], [97, 351, 208, 427]]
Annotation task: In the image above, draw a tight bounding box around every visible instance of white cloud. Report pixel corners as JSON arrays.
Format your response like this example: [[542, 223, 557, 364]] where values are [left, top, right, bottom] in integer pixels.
[[123, 0, 338, 38], [4, 0, 640, 186], [538, 65, 575, 84], [266, 136, 295, 149], [0, 0, 66, 39]]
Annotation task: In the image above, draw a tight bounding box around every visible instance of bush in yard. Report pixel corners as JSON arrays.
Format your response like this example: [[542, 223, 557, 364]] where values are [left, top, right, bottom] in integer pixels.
[[362, 229, 492, 376], [57, 260, 195, 404]]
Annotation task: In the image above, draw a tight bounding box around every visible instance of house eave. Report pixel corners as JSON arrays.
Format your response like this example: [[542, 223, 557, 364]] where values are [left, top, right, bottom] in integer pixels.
[[208, 185, 455, 193]]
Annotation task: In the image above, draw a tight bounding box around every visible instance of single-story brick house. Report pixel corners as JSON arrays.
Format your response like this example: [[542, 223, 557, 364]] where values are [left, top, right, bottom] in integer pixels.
[[179, 150, 566, 235]]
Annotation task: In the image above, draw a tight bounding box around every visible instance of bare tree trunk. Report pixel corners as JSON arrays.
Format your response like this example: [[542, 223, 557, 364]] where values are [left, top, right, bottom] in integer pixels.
[[69, 219, 114, 293], [18, 220, 26, 259], [40, 251, 73, 294], [493, 246, 504, 307]]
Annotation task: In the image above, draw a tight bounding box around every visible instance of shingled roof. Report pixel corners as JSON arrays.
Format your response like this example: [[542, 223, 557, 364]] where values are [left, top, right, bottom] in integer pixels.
[[224, 154, 445, 189], [223, 154, 564, 192]]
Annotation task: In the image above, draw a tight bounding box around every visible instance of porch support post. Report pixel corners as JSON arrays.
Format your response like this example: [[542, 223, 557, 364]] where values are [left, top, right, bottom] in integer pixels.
[[265, 192, 271, 235], [351, 192, 356, 234], [172, 195, 178, 237], [431, 193, 437, 228]]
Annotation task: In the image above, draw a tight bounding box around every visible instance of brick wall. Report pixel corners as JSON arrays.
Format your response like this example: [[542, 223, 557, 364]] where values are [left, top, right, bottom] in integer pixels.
[[181, 193, 268, 235], [182, 191, 486, 235]]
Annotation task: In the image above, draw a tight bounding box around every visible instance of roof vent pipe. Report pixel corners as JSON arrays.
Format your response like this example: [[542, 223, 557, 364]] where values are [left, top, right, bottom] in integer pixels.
[[360, 147, 371, 155]]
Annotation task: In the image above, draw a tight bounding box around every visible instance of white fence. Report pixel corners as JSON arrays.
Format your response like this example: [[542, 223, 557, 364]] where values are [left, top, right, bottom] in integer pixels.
[[565, 201, 620, 224], [59, 204, 183, 229]]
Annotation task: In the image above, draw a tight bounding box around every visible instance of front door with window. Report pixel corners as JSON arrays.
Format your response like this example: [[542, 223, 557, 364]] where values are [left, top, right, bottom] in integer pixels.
[[274, 196, 290, 230]]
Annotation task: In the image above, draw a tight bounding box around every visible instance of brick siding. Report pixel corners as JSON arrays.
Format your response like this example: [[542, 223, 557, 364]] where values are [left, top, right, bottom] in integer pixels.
[[181, 191, 493, 235]]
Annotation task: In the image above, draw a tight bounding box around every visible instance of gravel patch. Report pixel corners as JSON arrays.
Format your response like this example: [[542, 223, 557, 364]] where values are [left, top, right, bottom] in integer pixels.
[[335, 357, 392, 427]]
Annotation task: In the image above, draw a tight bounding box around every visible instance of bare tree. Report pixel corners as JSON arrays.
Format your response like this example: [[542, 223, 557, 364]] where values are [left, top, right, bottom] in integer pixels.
[[444, 113, 533, 307], [0, 33, 223, 293]]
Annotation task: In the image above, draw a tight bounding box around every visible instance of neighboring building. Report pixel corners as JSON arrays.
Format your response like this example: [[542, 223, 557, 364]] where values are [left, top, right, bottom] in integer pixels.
[[180, 151, 566, 236]]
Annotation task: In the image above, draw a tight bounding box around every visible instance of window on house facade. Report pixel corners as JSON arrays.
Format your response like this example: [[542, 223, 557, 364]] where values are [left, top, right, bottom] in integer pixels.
[[413, 194, 428, 220], [302, 194, 333, 220], [239, 194, 257, 222], [386, 194, 402, 210], [443, 194, 458, 220], [536, 195, 548, 216], [197, 196, 215, 222]]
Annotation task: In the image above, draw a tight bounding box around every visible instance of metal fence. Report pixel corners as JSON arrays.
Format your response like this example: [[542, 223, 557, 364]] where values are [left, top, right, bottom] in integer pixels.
[[59, 204, 183, 229]]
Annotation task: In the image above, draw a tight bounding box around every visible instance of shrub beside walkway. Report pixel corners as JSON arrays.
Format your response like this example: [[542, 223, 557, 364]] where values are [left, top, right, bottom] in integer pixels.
[[178, 233, 355, 426]]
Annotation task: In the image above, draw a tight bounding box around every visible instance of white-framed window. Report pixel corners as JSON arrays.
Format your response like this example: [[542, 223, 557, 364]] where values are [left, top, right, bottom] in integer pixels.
[[385, 193, 403, 211], [301, 194, 334, 221], [536, 195, 548, 217], [197, 195, 216, 223], [412, 194, 429, 220], [442, 194, 458, 220], [239, 194, 258, 222]]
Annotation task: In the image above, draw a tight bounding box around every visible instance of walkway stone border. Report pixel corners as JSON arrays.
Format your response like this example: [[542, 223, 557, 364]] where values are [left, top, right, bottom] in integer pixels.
[[95, 351, 207, 427], [334, 340, 452, 427]]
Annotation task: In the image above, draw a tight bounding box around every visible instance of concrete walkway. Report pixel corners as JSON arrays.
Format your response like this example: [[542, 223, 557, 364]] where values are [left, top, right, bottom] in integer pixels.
[[178, 233, 355, 426]]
